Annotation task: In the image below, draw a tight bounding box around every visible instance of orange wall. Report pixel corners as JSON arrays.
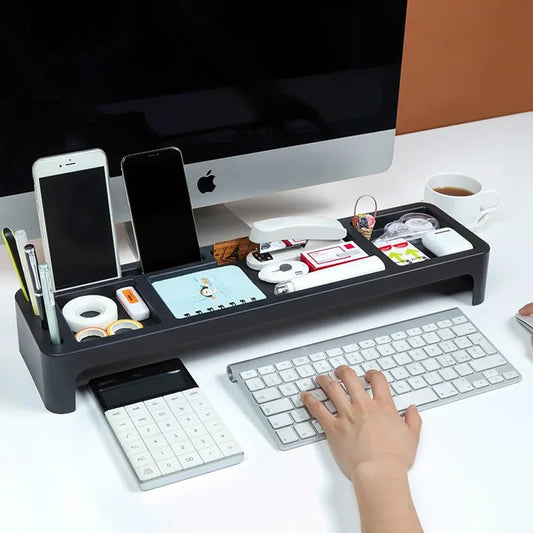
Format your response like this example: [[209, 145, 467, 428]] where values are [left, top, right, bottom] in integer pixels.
[[396, 0, 533, 134]]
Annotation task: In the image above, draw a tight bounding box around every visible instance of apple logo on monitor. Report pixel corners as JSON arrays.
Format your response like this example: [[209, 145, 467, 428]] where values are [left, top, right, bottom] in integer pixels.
[[197, 170, 216, 193]]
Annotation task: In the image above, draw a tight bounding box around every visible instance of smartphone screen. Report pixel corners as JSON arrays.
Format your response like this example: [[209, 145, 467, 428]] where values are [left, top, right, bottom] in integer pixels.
[[38, 166, 120, 290], [121, 147, 201, 273]]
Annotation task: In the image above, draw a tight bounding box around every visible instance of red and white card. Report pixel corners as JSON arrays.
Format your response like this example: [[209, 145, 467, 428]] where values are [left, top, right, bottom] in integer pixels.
[[301, 241, 369, 271]]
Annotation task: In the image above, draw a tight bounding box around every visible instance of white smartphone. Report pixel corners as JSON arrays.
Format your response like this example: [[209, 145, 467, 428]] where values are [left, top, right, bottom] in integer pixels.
[[33, 148, 121, 292]]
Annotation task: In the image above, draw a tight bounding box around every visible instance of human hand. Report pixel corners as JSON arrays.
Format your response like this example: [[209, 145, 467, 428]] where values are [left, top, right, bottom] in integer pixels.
[[518, 302, 533, 316], [301, 367, 422, 481]]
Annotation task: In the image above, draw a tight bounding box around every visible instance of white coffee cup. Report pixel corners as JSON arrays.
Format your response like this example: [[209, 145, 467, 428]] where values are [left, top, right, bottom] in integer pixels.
[[424, 173, 500, 229]]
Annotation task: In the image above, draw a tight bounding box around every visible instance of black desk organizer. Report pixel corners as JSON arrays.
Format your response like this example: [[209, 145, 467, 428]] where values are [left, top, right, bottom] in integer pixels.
[[15, 202, 490, 414]]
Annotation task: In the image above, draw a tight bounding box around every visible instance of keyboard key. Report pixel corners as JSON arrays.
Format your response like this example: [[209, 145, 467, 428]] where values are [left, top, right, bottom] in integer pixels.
[[469, 355, 507, 373], [290, 408, 311, 423], [293, 356, 310, 365], [135, 463, 161, 481], [262, 373, 283, 387], [275, 361, 293, 371], [157, 457, 182, 475], [218, 441, 242, 457], [406, 327, 423, 336], [258, 365, 276, 375], [313, 360, 333, 373], [253, 388, 282, 404], [296, 365, 316, 378], [312, 420, 325, 434], [276, 427, 299, 444], [198, 446, 224, 463], [439, 367, 459, 381], [342, 343, 359, 353], [467, 346, 487, 359], [260, 398, 293, 416], [389, 331, 407, 341], [392, 340, 410, 352], [295, 378, 315, 391], [245, 377, 265, 391], [279, 369, 299, 382], [407, 376, 427, 390], [309, 352, 326, 361], [452, 323, 477, 336], [344, 352, 364, 365], [407, 336, 426, 348], [393, 352, 412, 366], [472, 378, 489, 389], [406, 362, 425, 376], [422, 332, 440, 344], [437, 328, 455, 341], [453, 378, 474, 393], [433, 382, 459, 399], [178, 452, 203, 470], [279, 382, 299, 396], [294, 422, 316, 439], [378, 356, 396, 370], [268, 413, 293, 429], [391, 380, 411, 395], [424, 372, 443, 385], [240, 369, 258, 380], [454, 337, 473, 349], [421, 358, 440, 372], [329, 356, 348, 368], [361, 348, 380, 361], [452, 315, 468, 324], [359, 339, 376, 348], [393, 388, 438, 411], [377, 344, 396, 357], [454, 363, 473, 376], [326, 348, 343, 358], [390, 367, 410, 380], [307, 388, 328, 401]]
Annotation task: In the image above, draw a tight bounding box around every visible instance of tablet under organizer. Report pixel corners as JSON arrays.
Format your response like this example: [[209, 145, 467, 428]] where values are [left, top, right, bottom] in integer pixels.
[[15, 202, 490, 413]]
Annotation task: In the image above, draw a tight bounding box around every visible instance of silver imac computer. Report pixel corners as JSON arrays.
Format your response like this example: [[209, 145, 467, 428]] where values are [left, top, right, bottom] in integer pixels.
[[0, 1, 407, 238]]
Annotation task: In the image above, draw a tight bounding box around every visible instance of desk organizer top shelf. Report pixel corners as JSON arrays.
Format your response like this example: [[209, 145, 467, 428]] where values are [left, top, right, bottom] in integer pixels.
[[15, 202, 490, 413]]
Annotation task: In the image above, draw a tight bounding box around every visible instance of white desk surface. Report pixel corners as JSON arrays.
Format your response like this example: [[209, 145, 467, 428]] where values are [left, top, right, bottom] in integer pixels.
[[1, 112, 532, 533]]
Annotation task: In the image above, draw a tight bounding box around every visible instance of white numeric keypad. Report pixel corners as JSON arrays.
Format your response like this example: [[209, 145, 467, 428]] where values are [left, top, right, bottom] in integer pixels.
[[105, 387, 243, 489]]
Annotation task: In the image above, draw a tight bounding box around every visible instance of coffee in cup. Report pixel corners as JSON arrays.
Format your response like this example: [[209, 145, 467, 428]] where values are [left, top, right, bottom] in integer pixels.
[[424, 173, 500, 229]]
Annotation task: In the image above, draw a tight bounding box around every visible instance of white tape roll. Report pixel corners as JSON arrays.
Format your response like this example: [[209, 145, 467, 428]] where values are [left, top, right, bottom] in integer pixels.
[[62, 295, 118, 333]]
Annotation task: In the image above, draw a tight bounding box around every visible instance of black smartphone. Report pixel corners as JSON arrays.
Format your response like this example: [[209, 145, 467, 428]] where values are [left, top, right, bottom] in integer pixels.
[[121, 147, 201, 273]]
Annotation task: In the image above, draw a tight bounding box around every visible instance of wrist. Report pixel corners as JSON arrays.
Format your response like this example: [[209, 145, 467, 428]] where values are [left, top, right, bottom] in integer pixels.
[[351, 458, 409, 489]]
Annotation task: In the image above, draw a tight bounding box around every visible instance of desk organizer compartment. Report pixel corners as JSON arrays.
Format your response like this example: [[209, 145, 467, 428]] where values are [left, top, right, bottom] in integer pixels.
[[15, 202, 489, 414]]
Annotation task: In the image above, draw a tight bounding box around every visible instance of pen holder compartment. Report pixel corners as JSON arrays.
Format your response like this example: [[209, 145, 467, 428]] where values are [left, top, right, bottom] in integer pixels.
[[15, 202, 490, 414]]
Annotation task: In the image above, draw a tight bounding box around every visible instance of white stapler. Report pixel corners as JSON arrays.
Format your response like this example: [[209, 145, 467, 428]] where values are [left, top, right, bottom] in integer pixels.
[[246, 216, 347, 271]]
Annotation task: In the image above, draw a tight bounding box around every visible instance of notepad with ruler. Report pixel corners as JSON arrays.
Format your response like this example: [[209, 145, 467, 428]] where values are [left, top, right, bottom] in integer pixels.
[[152, 265, 266, 319]]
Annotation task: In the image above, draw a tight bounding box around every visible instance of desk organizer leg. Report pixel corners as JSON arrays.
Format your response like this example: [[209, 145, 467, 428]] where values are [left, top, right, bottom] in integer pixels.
[[16, 304, 78, 413], [470, 252, 489, 305]]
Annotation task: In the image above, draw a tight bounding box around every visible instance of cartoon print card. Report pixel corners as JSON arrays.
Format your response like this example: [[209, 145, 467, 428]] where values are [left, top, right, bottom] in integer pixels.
[[152, 265, 266, 319]]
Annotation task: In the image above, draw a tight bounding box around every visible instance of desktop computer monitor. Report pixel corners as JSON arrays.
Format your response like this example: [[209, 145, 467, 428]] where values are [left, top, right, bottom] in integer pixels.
[[0, 1, 407, 238]]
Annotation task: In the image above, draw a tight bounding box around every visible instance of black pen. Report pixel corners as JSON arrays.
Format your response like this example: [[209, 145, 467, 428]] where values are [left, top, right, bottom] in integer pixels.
[[24, 244, 48, 328]]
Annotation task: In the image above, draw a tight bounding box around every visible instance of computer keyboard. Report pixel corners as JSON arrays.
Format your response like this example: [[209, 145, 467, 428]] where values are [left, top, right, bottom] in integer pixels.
[[227, 308, 521, 450]]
